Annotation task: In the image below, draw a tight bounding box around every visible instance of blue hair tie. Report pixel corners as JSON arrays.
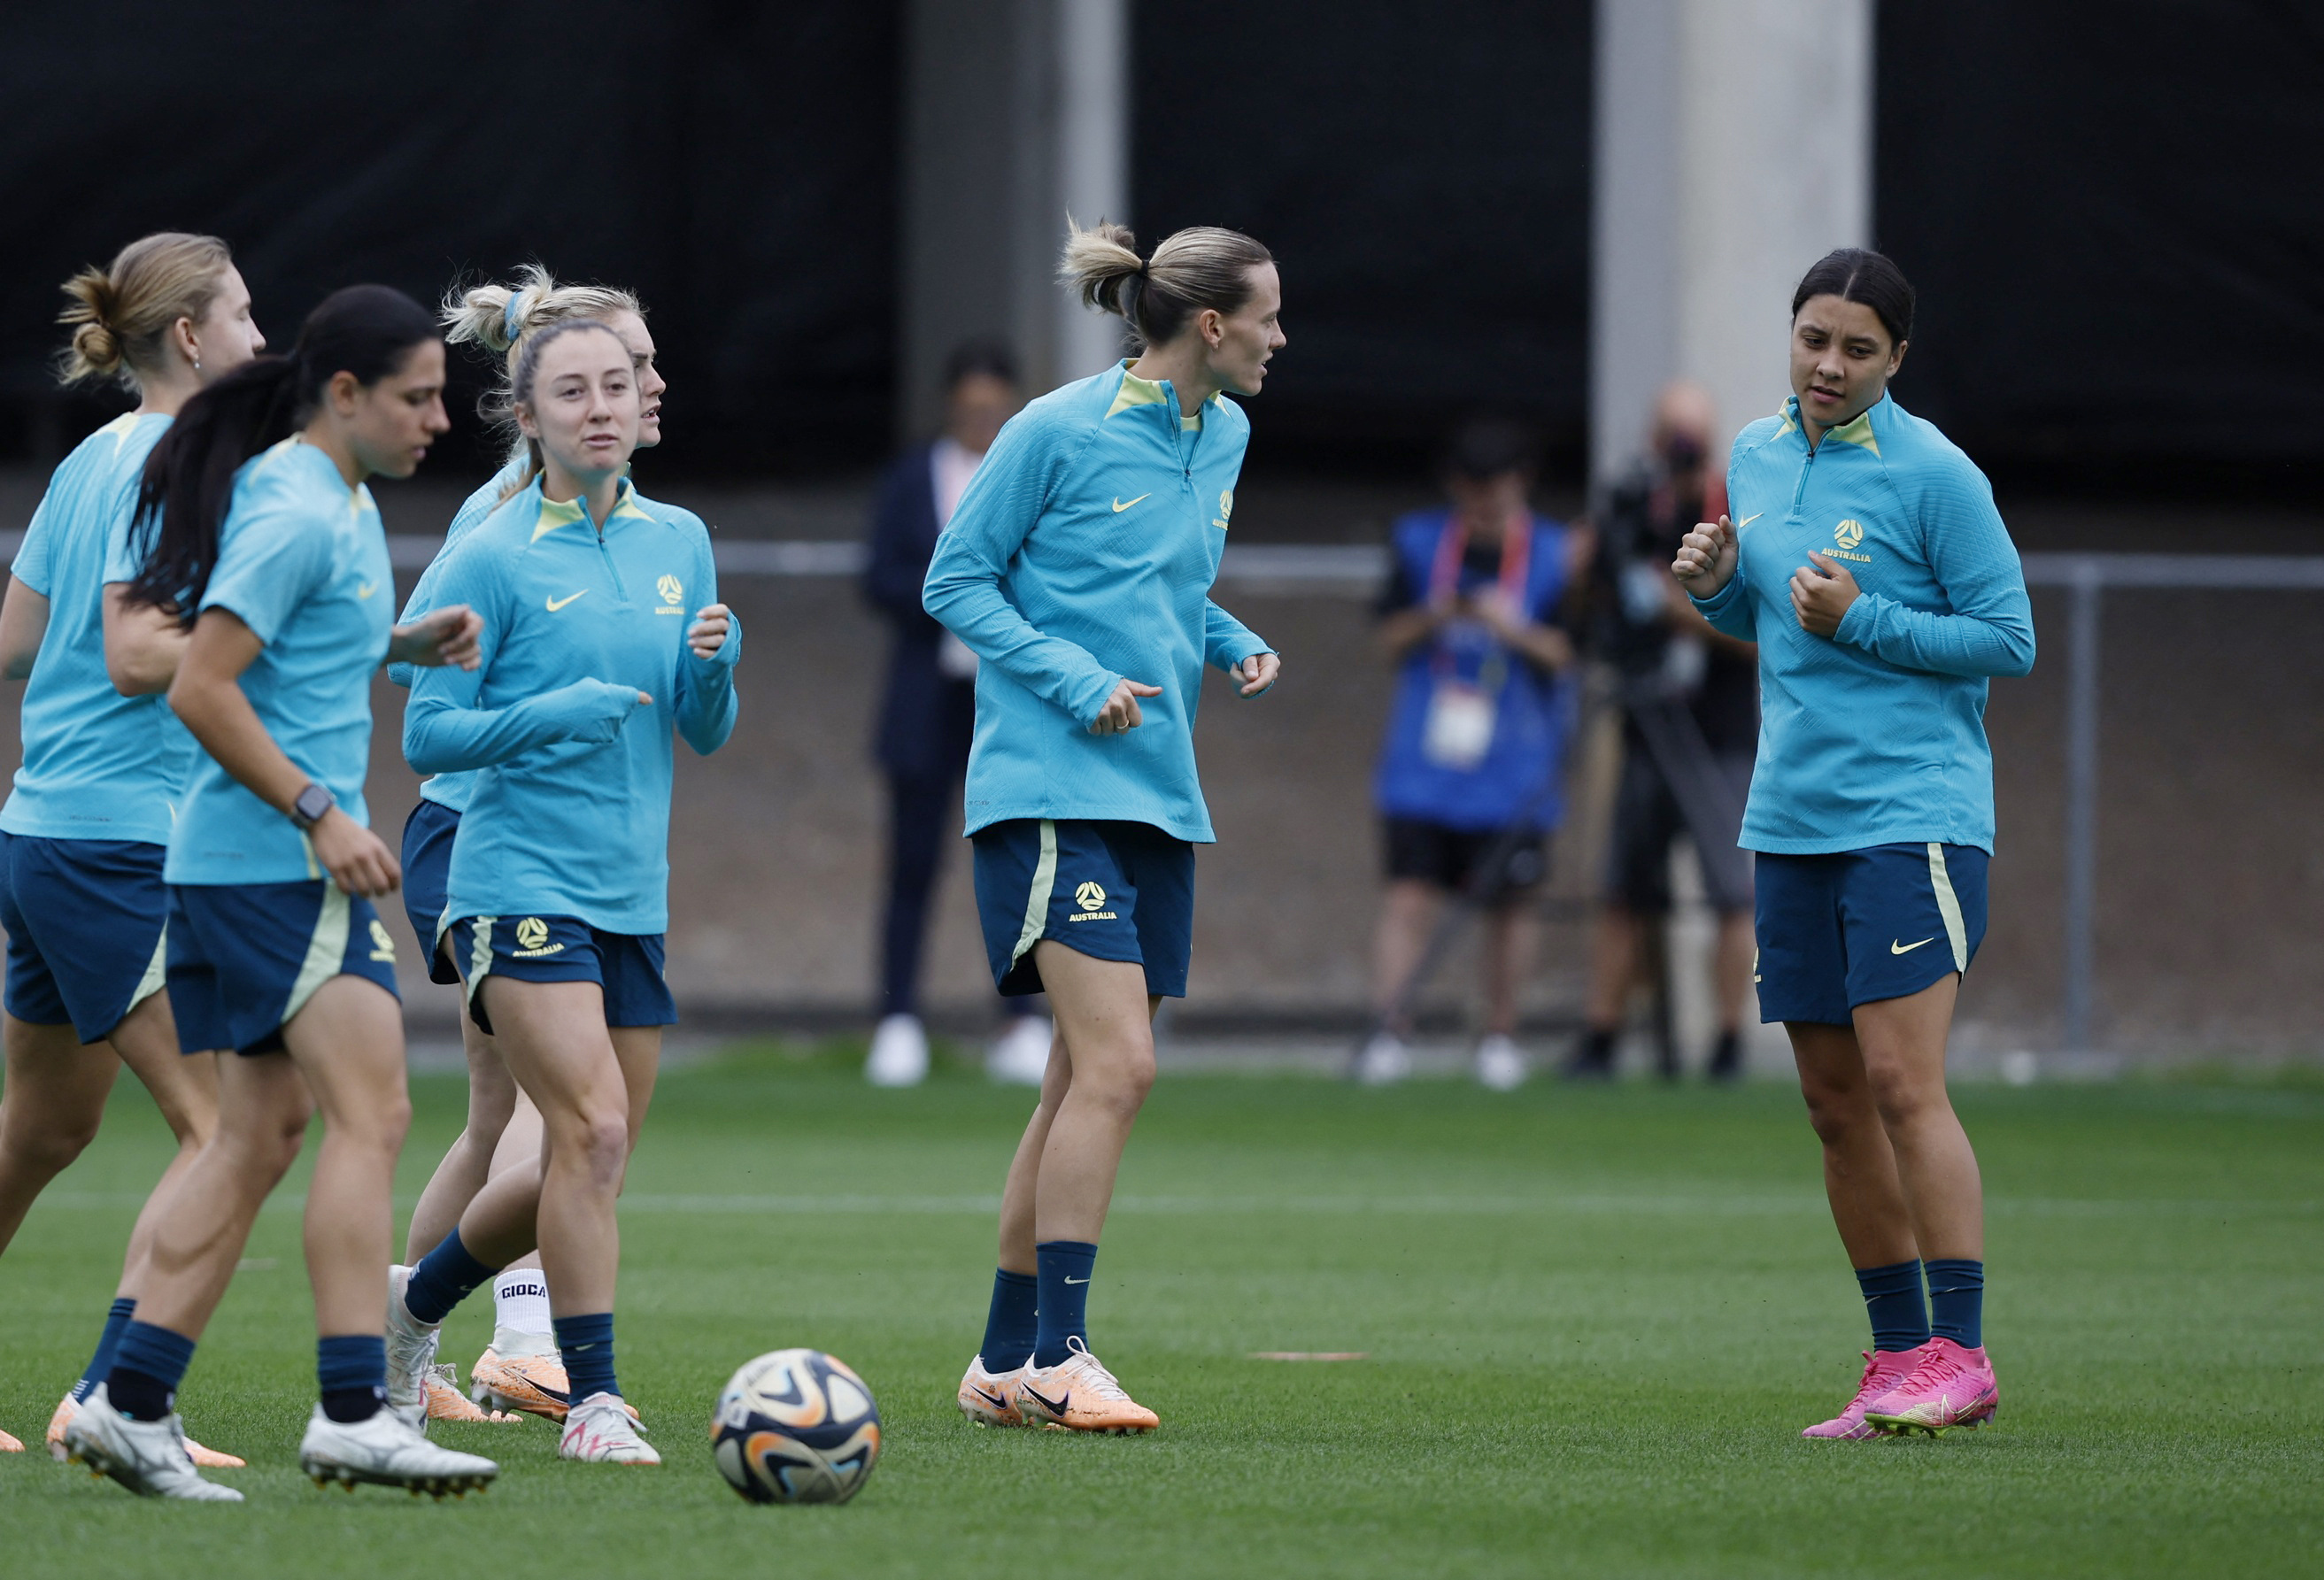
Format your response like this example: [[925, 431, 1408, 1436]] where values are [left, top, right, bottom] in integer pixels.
[[502, 293, 525, 343]]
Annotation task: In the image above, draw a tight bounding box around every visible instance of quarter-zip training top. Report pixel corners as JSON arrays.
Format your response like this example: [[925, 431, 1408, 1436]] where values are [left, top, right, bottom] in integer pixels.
[[403, 476, 738, 935], [1692, 392, 2034, 856], [923, 360, 1272, 844]]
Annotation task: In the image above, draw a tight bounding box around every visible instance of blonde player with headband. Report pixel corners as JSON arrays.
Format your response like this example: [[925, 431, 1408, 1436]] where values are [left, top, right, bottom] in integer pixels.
[[389, 267, 666, 1424]]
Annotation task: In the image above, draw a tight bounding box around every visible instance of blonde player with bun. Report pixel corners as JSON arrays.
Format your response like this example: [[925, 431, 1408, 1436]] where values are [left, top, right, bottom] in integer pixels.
[[0, 235, 260, 1466], [390, 266, 666, 1424], [929, 219, 1283, 1434]]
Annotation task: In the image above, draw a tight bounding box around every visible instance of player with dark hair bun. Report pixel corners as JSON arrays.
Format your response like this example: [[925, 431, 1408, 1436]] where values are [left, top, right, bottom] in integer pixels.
[[1675, 246, 2034, 1440]]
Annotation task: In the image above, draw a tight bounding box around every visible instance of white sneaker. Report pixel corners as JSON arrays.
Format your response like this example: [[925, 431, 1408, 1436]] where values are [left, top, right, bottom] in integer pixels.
[[985, 1014, 1054, 1085], [384, 1264, 443, 1426], [59, 1383, 243, 1501], [1474, 1033, 1528, 1091], [298, 1404, 498, 1496], [560, 1391, 660, 1464], [1355, 1032, 1413, 1085], [865, 1014, 930, 1087]]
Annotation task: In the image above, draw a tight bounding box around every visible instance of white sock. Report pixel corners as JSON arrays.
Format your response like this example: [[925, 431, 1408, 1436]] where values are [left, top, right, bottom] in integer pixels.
[[491, 1269, 555, 1356]]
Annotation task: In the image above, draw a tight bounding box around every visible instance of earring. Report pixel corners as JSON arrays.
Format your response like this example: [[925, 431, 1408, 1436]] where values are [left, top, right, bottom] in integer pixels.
[[192, 355, 202, 372]]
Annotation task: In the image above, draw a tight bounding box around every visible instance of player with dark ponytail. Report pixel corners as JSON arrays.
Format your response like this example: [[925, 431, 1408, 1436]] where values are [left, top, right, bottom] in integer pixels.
[[927, 220, 1283, 1434], [1674, 247, 2034, 1441], [61, 285, 498, 1500]]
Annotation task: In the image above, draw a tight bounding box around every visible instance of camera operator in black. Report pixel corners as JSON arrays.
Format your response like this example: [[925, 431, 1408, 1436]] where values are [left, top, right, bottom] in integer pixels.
[[1573, 382, 1757, 1081]]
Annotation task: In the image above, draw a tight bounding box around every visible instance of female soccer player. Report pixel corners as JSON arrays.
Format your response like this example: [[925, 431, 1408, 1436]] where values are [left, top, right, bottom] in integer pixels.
[[928, 220, 1282, 1434], [60, 285, 498, 1500], [392, 266, 667, 1422], [0, 235, 259, 1466], [1672, 248, 2034, 1439], [393, 318, 737, 1465]]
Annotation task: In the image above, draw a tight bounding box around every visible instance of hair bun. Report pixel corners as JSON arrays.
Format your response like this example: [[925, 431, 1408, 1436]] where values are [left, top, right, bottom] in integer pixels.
[[69, 320, 123, 375]]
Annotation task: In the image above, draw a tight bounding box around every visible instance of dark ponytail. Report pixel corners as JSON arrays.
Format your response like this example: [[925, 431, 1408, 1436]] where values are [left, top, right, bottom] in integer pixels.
[[1790, 247, 1915, 348], [127, 283, 439, 620]]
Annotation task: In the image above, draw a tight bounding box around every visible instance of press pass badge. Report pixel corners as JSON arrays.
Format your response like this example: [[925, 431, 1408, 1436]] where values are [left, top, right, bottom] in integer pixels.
[[1422, 679, 1496, 769]]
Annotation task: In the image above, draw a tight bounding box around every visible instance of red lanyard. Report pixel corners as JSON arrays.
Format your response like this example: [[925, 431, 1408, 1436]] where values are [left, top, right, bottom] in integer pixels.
[[1426, 512, 1533, 611], [1425, 513, 1532, 686]]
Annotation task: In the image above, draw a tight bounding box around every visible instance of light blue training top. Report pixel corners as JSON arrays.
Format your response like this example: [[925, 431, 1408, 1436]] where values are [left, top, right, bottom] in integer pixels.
[[922, 361, 1272, 844], [390, 450, 531, 812], [1691, 392, 2035, 855], [167, 438, 396, 884], [403, 476, 739, 935], [2, 412, 190, 845]]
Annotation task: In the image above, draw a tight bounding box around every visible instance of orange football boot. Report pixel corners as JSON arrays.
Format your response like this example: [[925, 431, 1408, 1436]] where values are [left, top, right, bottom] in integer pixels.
[[1014, 1337, 1158, 1434]]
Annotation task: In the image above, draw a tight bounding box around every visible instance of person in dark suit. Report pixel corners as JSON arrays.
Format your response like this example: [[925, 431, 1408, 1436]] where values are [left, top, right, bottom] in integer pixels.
[[862, 341, 1051, 1085]]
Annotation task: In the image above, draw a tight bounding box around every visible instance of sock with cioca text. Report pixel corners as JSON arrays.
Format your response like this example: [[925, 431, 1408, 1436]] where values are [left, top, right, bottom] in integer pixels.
[[492, 1269, 558, 1357]]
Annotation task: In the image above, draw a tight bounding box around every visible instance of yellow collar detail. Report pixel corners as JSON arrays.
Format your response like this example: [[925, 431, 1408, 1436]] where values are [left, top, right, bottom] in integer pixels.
[[532, 479, 649, 543], [1104, 362, 1170, 420]]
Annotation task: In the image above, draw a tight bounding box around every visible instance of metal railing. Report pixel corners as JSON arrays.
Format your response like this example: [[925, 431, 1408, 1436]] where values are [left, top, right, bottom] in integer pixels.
[[12, 526, 2318, 1052]]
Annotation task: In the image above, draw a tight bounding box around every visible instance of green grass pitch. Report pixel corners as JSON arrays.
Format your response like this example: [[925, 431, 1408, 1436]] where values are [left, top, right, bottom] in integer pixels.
[[4, 1042, 2319, 1576]]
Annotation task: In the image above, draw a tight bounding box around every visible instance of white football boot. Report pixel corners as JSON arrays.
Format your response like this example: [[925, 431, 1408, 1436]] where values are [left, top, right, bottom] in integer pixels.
[[384, 1264, 444, 1430], [1474, 1033, 1528, 1091], [59, 1383, 243, 1501], [1354, 1031, 1414, 1085], [984, 1014, 1054, 1085], [957, 1354, 1028, 1426], [560, 1392, 660, 1464], [298, 1404, 498, 1496], [865, 1014, 930, 1087]]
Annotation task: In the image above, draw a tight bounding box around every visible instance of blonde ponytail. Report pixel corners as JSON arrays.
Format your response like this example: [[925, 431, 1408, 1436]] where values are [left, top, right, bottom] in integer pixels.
[[1058, 217, 1272, 351], [55, 232, 234, 389]]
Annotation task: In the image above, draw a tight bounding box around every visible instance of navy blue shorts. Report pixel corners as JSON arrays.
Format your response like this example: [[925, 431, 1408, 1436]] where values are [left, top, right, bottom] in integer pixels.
[[399, 798, 462, 985], [166, 882, 401, 1056], [0, 832, 170, 1044], [1753, 843, 1988, 1027], [971, 819, 1194, 998], [450, 914, 676, 1034]]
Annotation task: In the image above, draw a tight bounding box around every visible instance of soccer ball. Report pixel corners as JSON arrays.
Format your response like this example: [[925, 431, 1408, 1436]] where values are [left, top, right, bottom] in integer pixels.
[[710, 1349, 883, 1505]]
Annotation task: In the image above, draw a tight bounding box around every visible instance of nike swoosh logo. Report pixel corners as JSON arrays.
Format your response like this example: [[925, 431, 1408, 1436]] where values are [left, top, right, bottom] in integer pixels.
[[1891, 937, 1934, 954], [1021, 1383, 1069, 1415], [1112, 494, 1150, 513], [970, 1386, 1011, 1412], [1063, 1276, 1089, 1285], [1735, 513, 1764, 528], [356, 582, 377, 600], [546, 590, 589, 612]]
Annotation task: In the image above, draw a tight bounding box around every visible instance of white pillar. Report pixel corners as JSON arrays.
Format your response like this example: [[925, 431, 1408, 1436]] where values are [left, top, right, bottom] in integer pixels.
[[899, 0, 1130, 440], [1592, 0, 1872, 482], [1053, 0, 1131, 383]]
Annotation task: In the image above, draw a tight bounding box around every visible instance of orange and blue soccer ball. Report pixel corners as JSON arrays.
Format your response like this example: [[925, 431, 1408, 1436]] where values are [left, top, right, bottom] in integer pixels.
[[710, 1349, 882, 1505]]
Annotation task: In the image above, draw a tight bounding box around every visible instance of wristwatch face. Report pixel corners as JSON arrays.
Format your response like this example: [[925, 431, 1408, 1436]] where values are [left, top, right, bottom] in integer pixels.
[[295, 785, 332, 825]]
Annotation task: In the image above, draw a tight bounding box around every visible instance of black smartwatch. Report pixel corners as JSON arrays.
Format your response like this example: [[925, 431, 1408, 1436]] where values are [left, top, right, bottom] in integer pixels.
[[289, 782, 335, 831]]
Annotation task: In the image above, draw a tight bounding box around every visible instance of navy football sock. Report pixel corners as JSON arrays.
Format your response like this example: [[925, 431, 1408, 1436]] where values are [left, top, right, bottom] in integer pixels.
[[108, 1321, 197, 1422], [74, 1297, 138, 1404], [979, 1268, 1038, 1371], [1924, 1258, 1985, 1348], [555, 1313, 619, 1402], [1854, 1260, 1931, 1353], [317, 1333, 388, 1422], [1032, 1240, 1098, 1369], [404, 1229, 501, 1326]]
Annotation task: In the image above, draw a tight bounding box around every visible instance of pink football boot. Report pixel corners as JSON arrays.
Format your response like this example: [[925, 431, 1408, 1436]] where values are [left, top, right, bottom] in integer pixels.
[[1802, 1347, 1926, 1440], [1861, 1336, 1998, 1436]]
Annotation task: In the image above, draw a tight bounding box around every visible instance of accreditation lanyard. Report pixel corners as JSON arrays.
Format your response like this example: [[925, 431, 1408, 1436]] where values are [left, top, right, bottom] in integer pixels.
[[1419, 514, 1532, 767]]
